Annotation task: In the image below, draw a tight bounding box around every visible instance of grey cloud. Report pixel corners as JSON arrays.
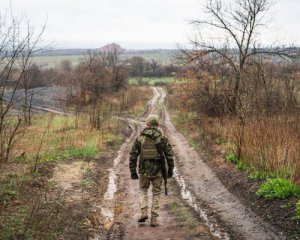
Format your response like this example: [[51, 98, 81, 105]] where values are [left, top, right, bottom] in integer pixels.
[[0, 0, 299, 48]]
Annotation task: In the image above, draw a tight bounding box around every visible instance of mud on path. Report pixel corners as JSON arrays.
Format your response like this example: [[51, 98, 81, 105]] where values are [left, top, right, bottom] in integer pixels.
[[92, 87, 220, 240], [52, 86, 285, 239]]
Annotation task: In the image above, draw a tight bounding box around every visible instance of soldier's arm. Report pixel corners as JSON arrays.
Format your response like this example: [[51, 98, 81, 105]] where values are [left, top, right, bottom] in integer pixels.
[[162, 137, 174, 170], [129, 138, 140, 173]]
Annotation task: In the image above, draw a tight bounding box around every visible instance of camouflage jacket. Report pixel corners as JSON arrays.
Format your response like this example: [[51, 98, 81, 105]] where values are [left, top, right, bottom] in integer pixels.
[[129, 127, 174, 177]]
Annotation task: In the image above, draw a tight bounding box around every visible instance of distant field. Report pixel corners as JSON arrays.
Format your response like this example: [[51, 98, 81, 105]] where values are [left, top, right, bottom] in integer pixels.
[[30, 51, 175, 68], [129, 77, 175, 85], [29, 55, 85, 68]]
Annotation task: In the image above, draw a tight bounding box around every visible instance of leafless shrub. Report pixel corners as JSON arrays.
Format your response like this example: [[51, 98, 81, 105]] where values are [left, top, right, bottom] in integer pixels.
[[0, 11, 46, 162]]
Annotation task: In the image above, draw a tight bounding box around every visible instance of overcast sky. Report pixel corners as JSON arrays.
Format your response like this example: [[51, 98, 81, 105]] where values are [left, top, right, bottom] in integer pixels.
[[1, 0, 300, 49]]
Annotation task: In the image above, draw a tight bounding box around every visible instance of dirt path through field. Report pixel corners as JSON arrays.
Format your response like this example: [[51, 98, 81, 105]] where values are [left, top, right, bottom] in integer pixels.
[[91, 86, 284, 240], [91, 87, 221, 240]]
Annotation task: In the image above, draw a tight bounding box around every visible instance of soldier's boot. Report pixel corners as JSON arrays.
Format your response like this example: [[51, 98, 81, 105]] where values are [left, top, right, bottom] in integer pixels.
[[150, 216, 158, 227], [138, 208, 148, 222]]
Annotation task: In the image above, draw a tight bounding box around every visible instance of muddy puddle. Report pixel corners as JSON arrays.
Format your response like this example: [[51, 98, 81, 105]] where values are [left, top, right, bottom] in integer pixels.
[[100, 123, 136, 224], [174, 167, 230, 239]]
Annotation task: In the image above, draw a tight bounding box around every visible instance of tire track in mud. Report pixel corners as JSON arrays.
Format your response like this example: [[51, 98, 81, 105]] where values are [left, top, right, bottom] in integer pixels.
[[93, 87, 218, 240], [159, 87, 285, 240], [91, 86, 284, 240], [99, 122, 137, 225]]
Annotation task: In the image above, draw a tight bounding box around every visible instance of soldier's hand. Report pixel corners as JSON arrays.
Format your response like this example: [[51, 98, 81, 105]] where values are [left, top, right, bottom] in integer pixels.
[[167, 168, 173, 178], [131, 171, 139, 179]]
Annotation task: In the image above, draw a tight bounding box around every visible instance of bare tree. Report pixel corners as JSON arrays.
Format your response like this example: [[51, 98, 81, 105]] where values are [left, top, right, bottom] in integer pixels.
[[98, 44, 127, 91], [183, 0, 297, 112], [0, 11, 46, 161], [59, 59, 72, 73], [149, 59, 158, 77]]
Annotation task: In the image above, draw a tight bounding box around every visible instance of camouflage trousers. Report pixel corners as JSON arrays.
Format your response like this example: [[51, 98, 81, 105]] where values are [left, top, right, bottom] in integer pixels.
[[139, 175, 163, 217]]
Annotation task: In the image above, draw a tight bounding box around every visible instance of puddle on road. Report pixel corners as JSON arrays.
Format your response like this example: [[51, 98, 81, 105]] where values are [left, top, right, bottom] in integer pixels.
[[158, 87, 166, 106], [100, 123, 135, 223], [100, 207, 114, 222], [104, 168, 117, 200], [174, 167, 230, 240]]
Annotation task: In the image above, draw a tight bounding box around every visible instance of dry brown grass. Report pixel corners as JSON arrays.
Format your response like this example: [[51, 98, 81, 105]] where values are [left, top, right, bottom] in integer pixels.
[[241, 116, 300, 182], [110, 86, 152, 115], [167, 73, 300, 184], [13, 113, 132, 164], [182, 113, 300, 184]]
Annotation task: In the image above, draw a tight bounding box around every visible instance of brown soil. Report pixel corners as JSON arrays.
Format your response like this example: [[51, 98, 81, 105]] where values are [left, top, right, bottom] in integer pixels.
[[49, 151, 120, 240], [19, 86, 293, 240], [89, 86, 291, 240], [52, 161, 95, 202]]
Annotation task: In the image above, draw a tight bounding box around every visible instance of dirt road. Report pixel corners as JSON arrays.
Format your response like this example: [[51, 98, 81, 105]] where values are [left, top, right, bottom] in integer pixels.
[[92, 87, 284, 240]]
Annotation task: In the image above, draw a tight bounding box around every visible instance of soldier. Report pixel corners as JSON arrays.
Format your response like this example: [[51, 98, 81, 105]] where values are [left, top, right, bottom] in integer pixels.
[[129, 114, 174, 227]]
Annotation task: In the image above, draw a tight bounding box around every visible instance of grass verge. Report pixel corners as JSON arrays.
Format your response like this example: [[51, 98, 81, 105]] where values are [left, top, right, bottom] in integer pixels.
[[0, 113, 130, 240]]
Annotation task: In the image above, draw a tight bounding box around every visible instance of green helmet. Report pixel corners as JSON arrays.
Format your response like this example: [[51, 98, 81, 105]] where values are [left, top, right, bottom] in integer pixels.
[[147, 114, 159, 126]]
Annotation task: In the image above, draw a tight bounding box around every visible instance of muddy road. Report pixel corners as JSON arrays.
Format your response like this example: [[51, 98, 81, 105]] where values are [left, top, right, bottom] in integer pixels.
[[90, 87, 283, 240]]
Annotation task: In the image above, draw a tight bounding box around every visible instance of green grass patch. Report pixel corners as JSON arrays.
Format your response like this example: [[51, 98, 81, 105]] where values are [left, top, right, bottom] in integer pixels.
[[147, 77, 175, 85], [256, 178, 300, 200], [129, 77, 175, 85], [280, 201, 293, 209], [249, 171, 277, 180], [225, 153, 239, 164], [236, 161, 248, 171], [42, 146, 98, 162], [64, 146, 98, 158], [224, 153, 250, 171]]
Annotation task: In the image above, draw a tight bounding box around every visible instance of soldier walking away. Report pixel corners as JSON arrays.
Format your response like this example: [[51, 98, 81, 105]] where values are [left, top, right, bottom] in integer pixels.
[[129, 114, 174, 227]]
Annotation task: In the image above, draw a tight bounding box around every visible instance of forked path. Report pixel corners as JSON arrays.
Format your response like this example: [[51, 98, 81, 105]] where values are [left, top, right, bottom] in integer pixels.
[[95, 87, 284, 240]]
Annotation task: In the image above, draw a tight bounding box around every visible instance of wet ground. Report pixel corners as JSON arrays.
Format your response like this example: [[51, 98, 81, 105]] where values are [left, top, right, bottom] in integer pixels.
[[51, 87, 285, 240], [90, 87, 217, 240]]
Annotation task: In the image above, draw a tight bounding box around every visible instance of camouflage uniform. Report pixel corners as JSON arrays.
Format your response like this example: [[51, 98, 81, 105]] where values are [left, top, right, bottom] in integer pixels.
[[129, 127, 174, 218]]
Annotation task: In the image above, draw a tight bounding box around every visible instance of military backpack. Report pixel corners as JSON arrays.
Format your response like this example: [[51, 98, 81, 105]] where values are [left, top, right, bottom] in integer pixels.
[[140, 136, 162, 161]]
